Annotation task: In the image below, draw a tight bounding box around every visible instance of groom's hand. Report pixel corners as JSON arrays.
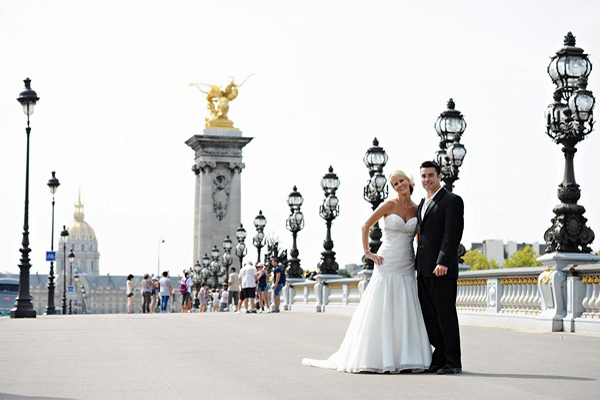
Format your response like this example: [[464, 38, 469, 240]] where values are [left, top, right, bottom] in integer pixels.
[[433, 264, 448, 277]]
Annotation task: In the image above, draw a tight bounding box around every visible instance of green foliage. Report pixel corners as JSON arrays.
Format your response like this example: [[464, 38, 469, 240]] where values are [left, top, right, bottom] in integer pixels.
[[337, 269, 351, 278], [463, 249, 497, 270], [503, 246, 543, 268]]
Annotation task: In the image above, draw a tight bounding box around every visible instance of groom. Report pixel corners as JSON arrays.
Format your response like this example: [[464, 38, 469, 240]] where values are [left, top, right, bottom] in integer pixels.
[[416, 161, 464, 374]]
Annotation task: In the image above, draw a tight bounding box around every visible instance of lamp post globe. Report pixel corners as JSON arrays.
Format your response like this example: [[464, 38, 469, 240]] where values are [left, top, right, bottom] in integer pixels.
[[68, 249, 75, 314], [286, 186, 305, 278], [45, 171, 60, 315], [544, 33, 596, 253], [362, 138, 389, 270], [317, 166, 340, 275], [10, 78, 40, 319], [253, 211, 267, 264], [235, 224, 248, 271], [433, 99, 467, 192], [60, 226, 69, 315], [222, 236, 234, 282]]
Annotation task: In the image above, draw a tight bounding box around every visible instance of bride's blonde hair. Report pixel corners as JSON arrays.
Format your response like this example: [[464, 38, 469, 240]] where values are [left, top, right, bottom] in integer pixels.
[[388, 170, 414, 194]]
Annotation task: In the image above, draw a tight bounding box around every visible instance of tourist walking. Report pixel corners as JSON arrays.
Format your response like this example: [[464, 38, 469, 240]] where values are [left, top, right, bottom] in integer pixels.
[[150, 277, 159, 313], [271, 258, 285, 313], [126, 274, 136, 314], [141, 273, 152, 313], [212, 289, 220, 312], [256, 262, 270, 313], [227, 267, 240, 312], [199, 282, 208, 313], [159, 271, 173, 312], [180, 270, 192, 313], [239, 261, 257, 313], [219, 287, 229, 312]]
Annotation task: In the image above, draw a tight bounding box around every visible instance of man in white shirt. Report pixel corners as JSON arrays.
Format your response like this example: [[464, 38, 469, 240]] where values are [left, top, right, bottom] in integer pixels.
[[238, 261, 257, 313]]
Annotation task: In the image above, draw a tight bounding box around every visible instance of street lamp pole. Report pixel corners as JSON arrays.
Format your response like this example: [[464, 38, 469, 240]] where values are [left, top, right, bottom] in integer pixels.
[[433, 99, 467, 193], [11, 78, 40, 319], [157, 236, 165, 277], [210, 245, 222, 290], [362, 138, 389, 270], [544, 32, 595, 253], [222, 236, 233, 283], [68, 249, 75, 315], [45, 171, 60, 315], [317, 166, 341, 275], [235, 224, 247, 270], [286, 186, 305, 278], [253, 211, 267, 264], [60, 226, 69, 315]]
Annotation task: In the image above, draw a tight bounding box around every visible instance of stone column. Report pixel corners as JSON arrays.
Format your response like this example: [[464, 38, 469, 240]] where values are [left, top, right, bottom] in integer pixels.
[[186, 129, 252, 266]]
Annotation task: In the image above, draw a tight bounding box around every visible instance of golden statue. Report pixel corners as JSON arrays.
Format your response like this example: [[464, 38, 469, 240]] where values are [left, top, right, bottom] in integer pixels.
[[190, 75, 253, 130]]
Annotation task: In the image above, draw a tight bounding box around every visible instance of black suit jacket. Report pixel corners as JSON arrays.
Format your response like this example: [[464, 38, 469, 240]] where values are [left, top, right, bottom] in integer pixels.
[[416, 188, 464, 279]]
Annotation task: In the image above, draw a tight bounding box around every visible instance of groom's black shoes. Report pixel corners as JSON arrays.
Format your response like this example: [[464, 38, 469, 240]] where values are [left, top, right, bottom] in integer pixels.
[[436, 365, 462, 374], [425, 365, 442, 373]]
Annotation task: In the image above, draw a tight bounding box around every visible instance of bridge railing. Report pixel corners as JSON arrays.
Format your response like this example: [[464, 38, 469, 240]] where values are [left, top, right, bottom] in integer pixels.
[[284, 264, 600, 333]]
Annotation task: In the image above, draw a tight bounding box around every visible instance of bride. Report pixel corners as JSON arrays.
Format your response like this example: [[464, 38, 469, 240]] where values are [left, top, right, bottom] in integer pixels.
[[302, 170, 432, 373]]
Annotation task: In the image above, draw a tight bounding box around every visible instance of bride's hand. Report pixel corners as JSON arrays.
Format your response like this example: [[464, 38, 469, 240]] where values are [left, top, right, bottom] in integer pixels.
[[365, 252, 383, 265]]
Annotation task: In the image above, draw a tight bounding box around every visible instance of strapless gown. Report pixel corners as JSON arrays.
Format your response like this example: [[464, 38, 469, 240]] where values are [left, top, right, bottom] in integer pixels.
[[302, 214, 432, 373]]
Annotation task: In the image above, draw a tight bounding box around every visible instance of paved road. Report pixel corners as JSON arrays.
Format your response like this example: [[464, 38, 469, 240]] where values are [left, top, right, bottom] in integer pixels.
[[0, 312, 599, 400]]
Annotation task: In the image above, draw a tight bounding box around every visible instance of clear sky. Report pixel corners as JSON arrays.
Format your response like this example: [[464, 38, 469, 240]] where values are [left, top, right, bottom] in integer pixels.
[[1, 0, 599, 278]]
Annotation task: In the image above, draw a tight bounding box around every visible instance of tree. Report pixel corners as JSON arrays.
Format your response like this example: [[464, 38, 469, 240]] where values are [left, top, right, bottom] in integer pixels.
[[503, 246, 543, 268], [463, 249, 497, 270]]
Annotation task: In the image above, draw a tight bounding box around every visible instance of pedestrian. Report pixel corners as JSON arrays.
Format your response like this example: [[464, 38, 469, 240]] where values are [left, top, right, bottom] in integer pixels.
[[239, 261, 258, 313], [199, 282, 208, 313], [150, 277, 159, 313], [212, 288, 220, 312], [227, 267, 240, 312], [141, 273, 152, 313], [256, 262, 270, 313], [219, 286, 229, 312], [159, 271, 173, 313], [126, 274, 136, 314], [271, 258, 286, 313], [180, 270, 192, 313]]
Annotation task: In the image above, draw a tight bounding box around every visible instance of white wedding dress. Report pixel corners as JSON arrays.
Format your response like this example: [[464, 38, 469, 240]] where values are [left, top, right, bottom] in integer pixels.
[[302, 214, 432, 373]]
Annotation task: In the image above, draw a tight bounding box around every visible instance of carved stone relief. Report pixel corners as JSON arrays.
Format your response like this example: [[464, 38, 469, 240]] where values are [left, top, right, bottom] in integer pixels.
[[212, 172, 230, 221]]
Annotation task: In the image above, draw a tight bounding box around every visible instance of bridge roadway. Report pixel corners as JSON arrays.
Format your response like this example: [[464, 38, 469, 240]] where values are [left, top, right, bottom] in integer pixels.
[[0, 311, 598, 400]]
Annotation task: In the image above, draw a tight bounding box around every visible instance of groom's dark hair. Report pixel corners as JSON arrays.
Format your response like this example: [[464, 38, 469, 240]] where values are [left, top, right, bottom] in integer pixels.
[[420, 160, 441, 175]]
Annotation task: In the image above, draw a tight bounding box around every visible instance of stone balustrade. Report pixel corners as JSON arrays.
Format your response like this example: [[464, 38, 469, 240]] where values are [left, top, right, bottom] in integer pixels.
[[285, 264, 600, 333]]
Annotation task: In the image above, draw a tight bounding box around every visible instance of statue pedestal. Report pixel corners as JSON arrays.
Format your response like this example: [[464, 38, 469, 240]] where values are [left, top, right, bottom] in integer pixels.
[[186, 129, 253, 268], [536, 252, 600, 332]]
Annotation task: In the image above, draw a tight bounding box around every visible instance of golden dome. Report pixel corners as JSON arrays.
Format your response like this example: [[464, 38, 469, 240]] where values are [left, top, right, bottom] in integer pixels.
[[67, 195, 97, 242]]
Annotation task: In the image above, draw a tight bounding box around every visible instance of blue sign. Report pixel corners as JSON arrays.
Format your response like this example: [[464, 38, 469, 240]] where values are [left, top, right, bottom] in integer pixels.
[[68, 285, 74, 292], [46, 251, 56, 261]]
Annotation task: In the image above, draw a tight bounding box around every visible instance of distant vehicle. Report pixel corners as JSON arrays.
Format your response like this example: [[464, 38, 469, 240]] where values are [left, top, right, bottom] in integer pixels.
[[0, 278, 19, 316]]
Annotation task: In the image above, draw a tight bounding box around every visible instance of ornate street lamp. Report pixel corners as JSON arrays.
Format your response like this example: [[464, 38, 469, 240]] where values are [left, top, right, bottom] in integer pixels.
[[317, 166, 341, 274], [192, 260, 203, 310], [10, 78, 40, 319], [200, 253, 211, 282], [60, 226, 69, 315], [209, 245, 223, 289], [363, 138, 389, 270], [45, 171, 60, 315], [286, 186, 305, 278], [544, 32, 595, 253], [157, 236, 165, 277], [253, 210, 267, 264], [80, 286, 87, 314], [235, 224, 247, 271], [222, 236, 233, 283], [68, 249, 75, 315], [434, 98, 467, 192], [73, 272, 79, 314]]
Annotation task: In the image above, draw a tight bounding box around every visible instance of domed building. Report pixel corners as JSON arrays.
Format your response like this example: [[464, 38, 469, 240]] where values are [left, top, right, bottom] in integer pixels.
[[56, 195, 100, 276]]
